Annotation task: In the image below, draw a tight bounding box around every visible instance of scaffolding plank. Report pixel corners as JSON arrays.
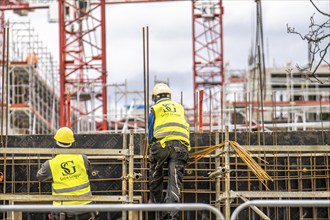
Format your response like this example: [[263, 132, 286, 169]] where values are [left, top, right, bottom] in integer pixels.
[[0, 194, 143, 202], [0, 148, 128, 155], [235, 191, 330, 198], [243, 145, 330, 152]]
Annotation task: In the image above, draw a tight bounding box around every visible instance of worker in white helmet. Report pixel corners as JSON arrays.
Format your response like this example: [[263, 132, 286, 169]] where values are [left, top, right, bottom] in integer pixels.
[[148, 83, 190, 220], [37, 127, 99, 220]]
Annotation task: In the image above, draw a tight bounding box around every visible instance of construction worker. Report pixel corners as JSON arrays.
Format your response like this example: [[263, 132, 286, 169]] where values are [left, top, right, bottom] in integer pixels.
[[148, 83, 190, 220], [37, 127, 99, 220], [25, 51, 38, 68]]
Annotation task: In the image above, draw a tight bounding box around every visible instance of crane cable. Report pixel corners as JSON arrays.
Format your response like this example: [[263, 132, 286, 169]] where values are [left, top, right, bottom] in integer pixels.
[[188, 141, 273, 190]]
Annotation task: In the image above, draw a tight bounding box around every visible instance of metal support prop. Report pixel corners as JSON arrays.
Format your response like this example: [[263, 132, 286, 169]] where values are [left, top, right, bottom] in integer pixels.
[[224, 126, 231, 219], [122, 133, 128, 220], [230, 200, 330, 220], [238, 195, 270, 220], [128, 129, 134, 219], [215, 132, 221, 220]]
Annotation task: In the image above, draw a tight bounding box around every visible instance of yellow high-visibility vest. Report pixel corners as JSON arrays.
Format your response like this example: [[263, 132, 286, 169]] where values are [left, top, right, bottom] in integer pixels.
[[25, 52, 38, 64], [49, 154, 91, 205], [153, 100, 190, 151]]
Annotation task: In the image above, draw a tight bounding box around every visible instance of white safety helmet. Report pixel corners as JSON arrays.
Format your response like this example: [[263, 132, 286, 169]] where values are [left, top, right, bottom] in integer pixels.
[[152, 83, 171, 103]]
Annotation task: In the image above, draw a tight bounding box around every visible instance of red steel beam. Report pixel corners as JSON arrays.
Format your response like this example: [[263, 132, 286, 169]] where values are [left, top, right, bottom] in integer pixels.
[[104, 0, 181, 3], [0, 5, 48, 11], [58, 0, 107, 131], [192, 0, 224, 113]]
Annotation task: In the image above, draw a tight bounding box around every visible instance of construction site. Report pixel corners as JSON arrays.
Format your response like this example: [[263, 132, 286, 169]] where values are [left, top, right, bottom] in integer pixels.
[[0, 0, 329, 220]]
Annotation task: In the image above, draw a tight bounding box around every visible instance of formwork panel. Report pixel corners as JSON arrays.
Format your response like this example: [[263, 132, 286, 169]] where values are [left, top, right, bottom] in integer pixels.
[[1, 131, 329, 220]]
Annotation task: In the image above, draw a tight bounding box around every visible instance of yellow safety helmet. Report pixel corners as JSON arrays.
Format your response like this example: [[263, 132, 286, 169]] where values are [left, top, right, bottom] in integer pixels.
[[152, 83, 171, 103], [54, 127, 75, 148]]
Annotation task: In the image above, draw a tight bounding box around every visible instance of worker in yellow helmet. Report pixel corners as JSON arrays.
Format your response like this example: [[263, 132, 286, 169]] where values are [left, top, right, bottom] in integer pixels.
[[37, 127, 99, 220], [148, 83, 190, 220]]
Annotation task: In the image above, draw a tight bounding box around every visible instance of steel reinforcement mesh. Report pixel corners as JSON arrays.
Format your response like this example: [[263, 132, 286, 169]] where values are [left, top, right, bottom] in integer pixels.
[[0, 131, 329, 220]]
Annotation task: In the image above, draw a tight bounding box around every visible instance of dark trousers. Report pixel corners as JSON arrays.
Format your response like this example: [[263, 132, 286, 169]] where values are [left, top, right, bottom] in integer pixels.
[[49, 211, 98, 220], [149, 140, 189, 220]]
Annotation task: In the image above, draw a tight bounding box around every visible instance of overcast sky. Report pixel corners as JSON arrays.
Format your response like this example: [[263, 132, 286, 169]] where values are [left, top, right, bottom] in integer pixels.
[[5, 0, 330, 107]]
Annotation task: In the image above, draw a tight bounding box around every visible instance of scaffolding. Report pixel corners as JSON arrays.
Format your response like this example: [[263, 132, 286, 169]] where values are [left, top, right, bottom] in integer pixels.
[[247, 64, 330, 131], [1, 21, 59, 135], [190, 64, 330, 132]]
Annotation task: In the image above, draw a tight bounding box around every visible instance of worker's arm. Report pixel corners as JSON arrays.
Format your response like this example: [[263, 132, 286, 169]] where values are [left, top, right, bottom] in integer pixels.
[[82, 154, 91, 176], [36, 160, 52, 182], [148, 110, 155, 144]]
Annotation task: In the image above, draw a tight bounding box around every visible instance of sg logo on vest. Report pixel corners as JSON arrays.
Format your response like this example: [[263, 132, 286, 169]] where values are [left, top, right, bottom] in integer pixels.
[[162, 103, 176, 113], [61, 160, 77, 176]]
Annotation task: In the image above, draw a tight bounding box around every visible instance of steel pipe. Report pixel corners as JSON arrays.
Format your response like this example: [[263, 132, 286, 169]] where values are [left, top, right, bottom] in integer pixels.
[[0, 203, 225, 220], [231, 200, 330, 220]]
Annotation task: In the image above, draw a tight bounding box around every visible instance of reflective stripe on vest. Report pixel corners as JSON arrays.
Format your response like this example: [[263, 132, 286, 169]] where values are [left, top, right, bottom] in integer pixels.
[[153, 100, 190, 151], [49, 154, 91, 205]]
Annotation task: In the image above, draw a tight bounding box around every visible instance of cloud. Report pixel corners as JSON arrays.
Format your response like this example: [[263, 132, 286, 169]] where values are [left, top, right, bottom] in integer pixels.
[[107, 1, 192, 82], [223, 0, 329, 68]]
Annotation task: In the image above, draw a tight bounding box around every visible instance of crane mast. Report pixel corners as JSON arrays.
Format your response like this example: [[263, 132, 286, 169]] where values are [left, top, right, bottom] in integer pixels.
[[58, 0, 107, 131], [1, 0, 224, 132]]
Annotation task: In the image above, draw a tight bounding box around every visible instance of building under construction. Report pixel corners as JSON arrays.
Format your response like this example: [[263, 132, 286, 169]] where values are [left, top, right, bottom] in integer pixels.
[[0, 0, 329, 220]]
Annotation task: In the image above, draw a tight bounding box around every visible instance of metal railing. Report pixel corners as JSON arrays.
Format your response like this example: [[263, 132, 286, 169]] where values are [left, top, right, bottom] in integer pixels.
[[0, 203, 225, 220], [2, 199, 330, 220], [230, 200, 330, 220]]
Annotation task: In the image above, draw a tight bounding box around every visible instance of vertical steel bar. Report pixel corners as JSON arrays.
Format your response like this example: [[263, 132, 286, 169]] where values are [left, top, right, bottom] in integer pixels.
[[287, 154, 291, 219], [220, 89, 224, 139], [209, 89, 212, 131], [248, 92, 252, 134], [199, 90, 204, 132], [5, 23, 10, 220], [312, 156, 317, 219], [327, 155, 330, 219], [1, 22, 5, 146], [101, 0, 107, 130], [298, 154, 303, 218], [128, 129, 134, 219], [272, 91, 277, 145], [194, 91, 198, 132], [67, 93, 71, 127], [215, 132, 221, 220], [58, 0, 66, 127], [319, 98, 325, 145], [122, 133, 128, 220], [1, 26, 6, 216], [142, 26, 149, 207], [145, 26, 149, 129], [224, 126, 230, 219], [233, 92, 236, 141], [5, 21, 8, 146], [245, 92, 248, 144], [256, 92, 260, 145]]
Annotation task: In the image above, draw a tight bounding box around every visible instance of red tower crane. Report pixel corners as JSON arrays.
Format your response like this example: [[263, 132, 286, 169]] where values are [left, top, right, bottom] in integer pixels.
[[192, 0, 224, 110], [1, 0, 224, 131], [0, 7, 4, 60], [58, 0, 107, 131]]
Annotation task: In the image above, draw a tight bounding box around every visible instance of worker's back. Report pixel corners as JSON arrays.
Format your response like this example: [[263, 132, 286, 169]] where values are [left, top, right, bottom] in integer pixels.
[[25, 52, 38, 67]]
